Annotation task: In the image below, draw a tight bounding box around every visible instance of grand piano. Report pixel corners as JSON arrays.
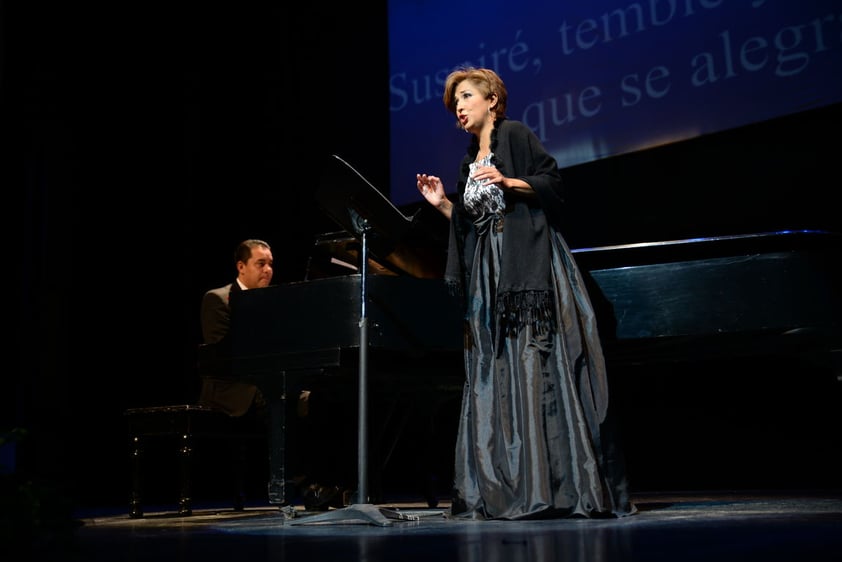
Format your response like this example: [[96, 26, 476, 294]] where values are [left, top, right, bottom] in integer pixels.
[[229, 156, 842, 505]]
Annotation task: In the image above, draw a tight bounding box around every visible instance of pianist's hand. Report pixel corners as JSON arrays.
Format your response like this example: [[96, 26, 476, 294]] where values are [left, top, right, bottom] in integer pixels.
[[417, 173, 453, 219]]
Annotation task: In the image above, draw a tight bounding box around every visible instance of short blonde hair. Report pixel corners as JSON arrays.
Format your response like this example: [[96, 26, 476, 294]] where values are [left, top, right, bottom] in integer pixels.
[[442, 67, 508, 121]]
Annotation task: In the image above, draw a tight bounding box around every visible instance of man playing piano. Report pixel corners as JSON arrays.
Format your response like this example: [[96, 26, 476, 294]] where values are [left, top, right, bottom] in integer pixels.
[[199, 238, 274, 417], [198, 238, 344, 510]]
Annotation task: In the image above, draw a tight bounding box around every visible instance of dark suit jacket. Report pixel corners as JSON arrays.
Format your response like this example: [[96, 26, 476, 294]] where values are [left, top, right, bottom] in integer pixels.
[[201, 282, 238, 345], [197, 281, 258, 416]]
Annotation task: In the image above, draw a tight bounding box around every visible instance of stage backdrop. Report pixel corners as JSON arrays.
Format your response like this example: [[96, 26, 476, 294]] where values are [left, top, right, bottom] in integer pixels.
[[388, 0, 842, 207]]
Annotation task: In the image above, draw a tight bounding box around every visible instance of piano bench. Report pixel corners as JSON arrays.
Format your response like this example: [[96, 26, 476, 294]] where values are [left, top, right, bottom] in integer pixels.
[[124, 404, 264, 518]]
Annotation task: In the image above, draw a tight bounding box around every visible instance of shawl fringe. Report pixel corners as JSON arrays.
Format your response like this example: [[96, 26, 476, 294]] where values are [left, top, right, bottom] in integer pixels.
[[497, 290, 555, 336], [445, 278, 463, 300]]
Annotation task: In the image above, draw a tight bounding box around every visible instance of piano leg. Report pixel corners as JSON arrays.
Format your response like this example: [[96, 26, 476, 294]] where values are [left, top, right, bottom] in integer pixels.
[[259, 376, 287, 506]]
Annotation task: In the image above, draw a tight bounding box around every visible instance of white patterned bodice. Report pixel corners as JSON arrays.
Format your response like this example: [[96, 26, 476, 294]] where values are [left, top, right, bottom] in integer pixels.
[[464, 153, 506, 218]]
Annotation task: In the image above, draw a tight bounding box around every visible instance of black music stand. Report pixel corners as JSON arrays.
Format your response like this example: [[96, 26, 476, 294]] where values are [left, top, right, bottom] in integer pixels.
[[287, 154, 418, 526]]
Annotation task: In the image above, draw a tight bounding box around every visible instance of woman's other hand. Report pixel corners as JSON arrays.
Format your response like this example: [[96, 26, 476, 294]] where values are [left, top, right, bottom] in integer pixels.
[[417, 173, 453, 218]]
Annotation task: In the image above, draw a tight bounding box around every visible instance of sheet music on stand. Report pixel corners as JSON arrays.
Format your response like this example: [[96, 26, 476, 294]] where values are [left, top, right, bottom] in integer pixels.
[[289, 154, 417, 527], [316, 154, 414, 263]]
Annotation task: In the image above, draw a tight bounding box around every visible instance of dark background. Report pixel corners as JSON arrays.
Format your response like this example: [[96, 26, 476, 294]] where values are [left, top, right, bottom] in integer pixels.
[[5, 3, 841, 511]]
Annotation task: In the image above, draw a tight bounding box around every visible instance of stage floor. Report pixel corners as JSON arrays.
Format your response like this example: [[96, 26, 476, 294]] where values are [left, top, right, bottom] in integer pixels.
[[40, 490, 842, 561]]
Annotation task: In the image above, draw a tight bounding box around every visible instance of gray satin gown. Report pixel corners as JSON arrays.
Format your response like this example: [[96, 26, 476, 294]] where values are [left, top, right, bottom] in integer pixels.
[[450, 155, 636, 520]]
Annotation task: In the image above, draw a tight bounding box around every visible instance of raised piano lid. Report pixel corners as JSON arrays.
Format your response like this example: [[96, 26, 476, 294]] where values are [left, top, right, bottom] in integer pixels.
[[304, 230, 447, 280], [313, 154, 448, 279]]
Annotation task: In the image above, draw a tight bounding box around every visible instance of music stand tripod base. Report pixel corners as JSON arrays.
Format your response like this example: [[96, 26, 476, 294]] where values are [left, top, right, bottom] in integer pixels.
[[286, 503, 421, 526]]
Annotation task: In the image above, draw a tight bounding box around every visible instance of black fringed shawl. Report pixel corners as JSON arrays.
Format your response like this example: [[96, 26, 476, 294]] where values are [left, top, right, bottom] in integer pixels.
[[445, 118, 568, 335]]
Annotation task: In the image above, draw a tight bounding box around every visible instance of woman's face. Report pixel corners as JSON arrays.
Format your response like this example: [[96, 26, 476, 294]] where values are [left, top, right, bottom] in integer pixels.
[[454, 79, 494, 134]]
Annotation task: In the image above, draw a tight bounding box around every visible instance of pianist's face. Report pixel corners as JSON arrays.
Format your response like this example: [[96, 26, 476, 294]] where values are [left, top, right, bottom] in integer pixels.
[[238, 246, 274, 289]]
